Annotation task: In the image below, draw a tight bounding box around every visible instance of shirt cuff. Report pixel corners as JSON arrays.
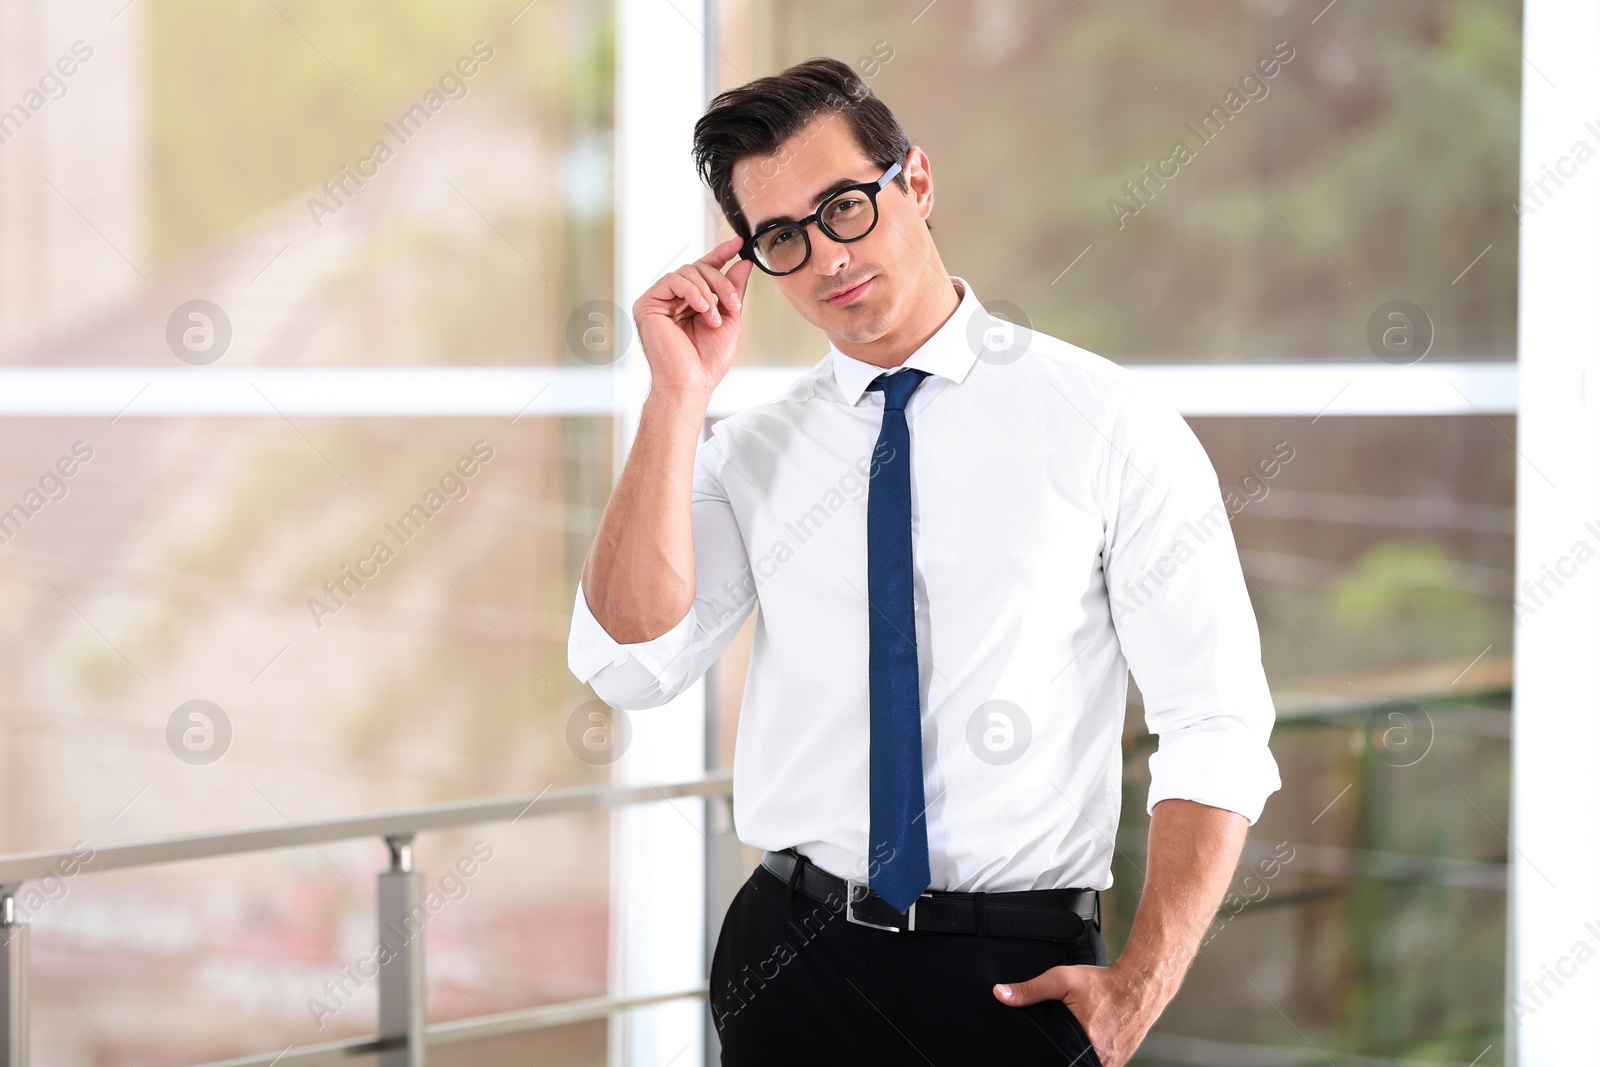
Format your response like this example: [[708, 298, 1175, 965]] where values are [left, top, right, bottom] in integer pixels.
[[1145, 721, 1283, 825], [566, 582, 697, 689]]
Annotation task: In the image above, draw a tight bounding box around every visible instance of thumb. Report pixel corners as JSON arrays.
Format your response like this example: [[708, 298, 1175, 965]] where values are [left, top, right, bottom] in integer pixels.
[[728, 256, 755, 299], [994, 965, 1072, 1008]]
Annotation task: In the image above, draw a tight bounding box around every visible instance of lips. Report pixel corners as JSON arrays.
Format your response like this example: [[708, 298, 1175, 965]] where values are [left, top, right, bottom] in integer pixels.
[[825, 277, 873, 306]]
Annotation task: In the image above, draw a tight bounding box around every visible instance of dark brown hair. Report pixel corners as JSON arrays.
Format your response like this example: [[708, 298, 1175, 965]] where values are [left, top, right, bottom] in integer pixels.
[[692, 56, 922, 241]]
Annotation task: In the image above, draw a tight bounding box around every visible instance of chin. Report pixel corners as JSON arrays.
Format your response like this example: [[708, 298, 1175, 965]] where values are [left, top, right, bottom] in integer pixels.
[[839, 314, 890, 345]]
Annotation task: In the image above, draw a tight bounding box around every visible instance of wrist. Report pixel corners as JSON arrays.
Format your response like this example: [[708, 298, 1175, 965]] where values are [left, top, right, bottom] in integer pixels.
[[1107, 954, 1184, 1018], [645, 385, 712, 419]]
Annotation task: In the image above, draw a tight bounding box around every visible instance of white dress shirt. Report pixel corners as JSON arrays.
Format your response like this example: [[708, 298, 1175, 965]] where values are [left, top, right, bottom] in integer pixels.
[[568, 276, 1281, 893]]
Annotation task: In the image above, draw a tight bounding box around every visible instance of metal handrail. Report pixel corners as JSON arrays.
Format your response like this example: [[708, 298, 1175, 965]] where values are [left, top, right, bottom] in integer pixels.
[[0, 772, 733, 883], [195, 987, 711, 1067], [0, 772, 736, 1067]]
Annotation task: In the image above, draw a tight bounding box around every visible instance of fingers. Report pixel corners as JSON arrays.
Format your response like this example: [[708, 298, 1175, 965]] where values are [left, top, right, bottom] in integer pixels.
[[700, 234, 746, 271], [675, 244, 751, 326], [638, 237, 755, 330], [685, 260, 743, 318], [695, 235, 757, 308], [659, 272, 725, 327], [993, 965, 1072, 1007]]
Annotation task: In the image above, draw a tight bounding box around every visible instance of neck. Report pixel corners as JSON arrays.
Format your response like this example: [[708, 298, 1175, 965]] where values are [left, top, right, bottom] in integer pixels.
[[833, 274, 963, 369]]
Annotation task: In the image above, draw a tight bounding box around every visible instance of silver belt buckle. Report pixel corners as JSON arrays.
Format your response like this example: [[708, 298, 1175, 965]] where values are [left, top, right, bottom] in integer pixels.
[[845, 880, 929, 932]]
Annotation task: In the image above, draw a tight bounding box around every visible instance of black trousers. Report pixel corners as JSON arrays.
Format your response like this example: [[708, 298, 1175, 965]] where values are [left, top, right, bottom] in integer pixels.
[[710, 862, 1107, 1066]]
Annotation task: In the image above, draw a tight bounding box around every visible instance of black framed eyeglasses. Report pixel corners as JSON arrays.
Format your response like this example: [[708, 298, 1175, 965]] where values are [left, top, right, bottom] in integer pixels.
[[738, 160, 904, 276]]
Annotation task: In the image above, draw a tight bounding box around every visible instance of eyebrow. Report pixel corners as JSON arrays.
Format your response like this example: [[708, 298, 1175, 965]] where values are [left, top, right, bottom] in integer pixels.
[[749, 175, 870, 234]]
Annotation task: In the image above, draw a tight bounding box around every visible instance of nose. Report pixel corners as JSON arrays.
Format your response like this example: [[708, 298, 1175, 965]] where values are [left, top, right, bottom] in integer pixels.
[[809, 227, 852, 279]]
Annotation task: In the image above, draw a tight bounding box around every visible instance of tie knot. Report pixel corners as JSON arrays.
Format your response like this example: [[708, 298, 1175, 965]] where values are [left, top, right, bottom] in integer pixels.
[[868, 368, 931, 412]]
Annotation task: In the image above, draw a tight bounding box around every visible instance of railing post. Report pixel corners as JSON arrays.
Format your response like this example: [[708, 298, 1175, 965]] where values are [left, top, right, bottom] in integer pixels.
[[377, 836, 425, 1066], [0, 885, 27, 1067]]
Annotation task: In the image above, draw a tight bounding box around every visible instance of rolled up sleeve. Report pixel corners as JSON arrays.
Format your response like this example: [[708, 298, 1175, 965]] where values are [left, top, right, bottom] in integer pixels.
[[1100, 383, 1283, 824], [567, 420, 758, 710]]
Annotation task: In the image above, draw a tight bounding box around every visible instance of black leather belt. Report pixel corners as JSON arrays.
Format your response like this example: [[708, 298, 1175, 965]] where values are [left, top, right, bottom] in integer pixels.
[[760, 848, 1099, 942]]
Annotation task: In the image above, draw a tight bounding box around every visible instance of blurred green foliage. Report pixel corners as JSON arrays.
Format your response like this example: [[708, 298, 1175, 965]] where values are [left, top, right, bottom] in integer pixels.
[[1329, 541, 1501, 658]]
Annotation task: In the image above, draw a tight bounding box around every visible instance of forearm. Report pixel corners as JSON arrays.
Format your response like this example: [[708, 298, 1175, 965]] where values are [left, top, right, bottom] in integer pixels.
[[581, 386, 709, 643], [1112, 798, 1248, 1016]]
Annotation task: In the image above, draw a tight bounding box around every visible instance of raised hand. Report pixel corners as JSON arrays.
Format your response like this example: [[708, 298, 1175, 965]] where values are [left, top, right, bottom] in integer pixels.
[[632, 236, 756, 406]]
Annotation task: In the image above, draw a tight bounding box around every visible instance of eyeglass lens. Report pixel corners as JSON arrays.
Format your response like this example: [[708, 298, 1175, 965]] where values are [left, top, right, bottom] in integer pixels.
[[753, 189, 877, 274]]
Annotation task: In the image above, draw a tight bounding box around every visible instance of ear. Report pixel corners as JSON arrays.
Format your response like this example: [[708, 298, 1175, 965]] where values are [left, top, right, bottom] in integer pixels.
[[902, 146, 935, 224]]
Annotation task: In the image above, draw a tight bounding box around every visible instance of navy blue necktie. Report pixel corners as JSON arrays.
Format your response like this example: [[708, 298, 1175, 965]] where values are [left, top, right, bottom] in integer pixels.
[[864, 368, 933, 914]]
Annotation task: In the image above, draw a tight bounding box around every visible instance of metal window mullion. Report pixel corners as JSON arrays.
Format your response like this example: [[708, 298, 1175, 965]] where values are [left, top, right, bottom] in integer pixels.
[[1511, 1, 1600, 1064], [0, 886, 26, 1067], [0, 363, 1517, 418], [610, 1, 713, 1066]]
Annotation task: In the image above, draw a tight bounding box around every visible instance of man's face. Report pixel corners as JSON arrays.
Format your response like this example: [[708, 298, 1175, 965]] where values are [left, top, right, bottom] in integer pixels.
[[731, 114, 933, 346]]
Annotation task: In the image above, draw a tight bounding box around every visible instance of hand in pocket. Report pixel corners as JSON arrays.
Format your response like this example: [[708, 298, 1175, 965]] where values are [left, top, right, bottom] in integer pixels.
[[995, 961, 1155, 1067]]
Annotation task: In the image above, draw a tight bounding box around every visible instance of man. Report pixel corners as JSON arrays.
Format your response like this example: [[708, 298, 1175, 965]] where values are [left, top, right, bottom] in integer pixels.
[[567, 56, 1281, 1066]]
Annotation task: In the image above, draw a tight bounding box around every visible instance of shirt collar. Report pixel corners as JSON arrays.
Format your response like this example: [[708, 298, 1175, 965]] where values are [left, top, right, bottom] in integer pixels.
[[829, 276, 982, 406]]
